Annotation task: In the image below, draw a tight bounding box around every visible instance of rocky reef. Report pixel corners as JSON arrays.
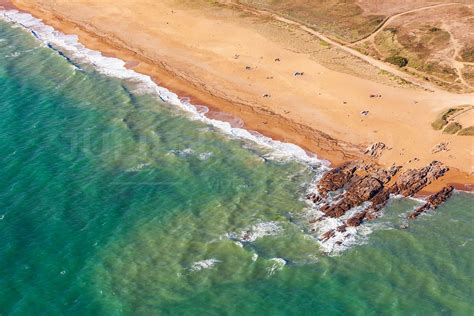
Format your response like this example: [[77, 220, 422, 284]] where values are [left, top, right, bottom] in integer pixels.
[[408, 185, 454, 219], [307, 160, 452, 244]]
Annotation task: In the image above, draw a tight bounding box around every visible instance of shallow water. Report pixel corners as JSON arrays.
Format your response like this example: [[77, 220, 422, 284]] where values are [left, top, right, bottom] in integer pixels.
[[0, 17, 473, 315]]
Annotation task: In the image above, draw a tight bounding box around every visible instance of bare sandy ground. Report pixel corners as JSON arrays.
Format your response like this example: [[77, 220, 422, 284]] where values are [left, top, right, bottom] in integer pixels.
[[6, 0, 474, 192]]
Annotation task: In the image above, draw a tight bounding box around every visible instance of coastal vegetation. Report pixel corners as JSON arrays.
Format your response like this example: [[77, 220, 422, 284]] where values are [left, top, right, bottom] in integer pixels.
[[431, 107, 465, 130], [458, 126, 474, 136], [384, 55, 408, 68], [442, 122, 462, 134], [430, 105, 473, 136], [432, 109, 456, 130], [460, 46, 474, 63], [235, 0, 474, 92]]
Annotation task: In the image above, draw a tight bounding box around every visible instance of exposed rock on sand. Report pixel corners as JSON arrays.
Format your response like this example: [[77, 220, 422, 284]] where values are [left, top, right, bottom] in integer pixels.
[[315, 161, 399, 219], [432, 142, 449, 153], [364, 142, 387, 158], [320, 175, 384, 218], [307, 160, 451, 246], [408, 185, 454, 219], [391, 161, 449, 196], [316, 161, 357, 198]]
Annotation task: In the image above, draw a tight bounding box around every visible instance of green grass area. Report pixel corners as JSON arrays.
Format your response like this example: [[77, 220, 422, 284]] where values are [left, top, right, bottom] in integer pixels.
[[384, 55, 408, 67], [431, 107, 464, 130]]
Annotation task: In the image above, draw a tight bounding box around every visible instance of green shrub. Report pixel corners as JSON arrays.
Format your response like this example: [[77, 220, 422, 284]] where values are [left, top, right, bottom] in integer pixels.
[[431, 118, 447, 130], [443, 122, 462, 134], [385, 56, 408, 67], [431, 107, 464, 130], [458, 126, 474, 136]]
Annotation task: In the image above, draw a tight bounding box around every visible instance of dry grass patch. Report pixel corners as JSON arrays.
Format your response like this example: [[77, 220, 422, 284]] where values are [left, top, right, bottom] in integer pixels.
[[443, 122, 462, 134], [460, 46, 474, 63], [431, 106, 465, 130], [458, 126, 474, 136], [237, 0, 385, 42]]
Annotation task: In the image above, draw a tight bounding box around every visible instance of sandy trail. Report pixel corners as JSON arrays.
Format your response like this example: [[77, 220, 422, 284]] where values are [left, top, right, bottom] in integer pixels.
[[443, 25, 474, 90], [349, 2, 461, 46], [228, 1, 445, 93]]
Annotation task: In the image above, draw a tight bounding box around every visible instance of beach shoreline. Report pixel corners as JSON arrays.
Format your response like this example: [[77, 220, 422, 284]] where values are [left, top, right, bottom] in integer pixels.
[[5, 0, 473, 193]]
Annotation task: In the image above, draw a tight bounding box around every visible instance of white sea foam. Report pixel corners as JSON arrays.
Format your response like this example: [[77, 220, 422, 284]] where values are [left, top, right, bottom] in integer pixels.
[[302, 169, 394, 255], [406, 196, 426, 204], [0, 9, 327, 166], [126, 162, 150, 172], [4, 51, 20, 58], [459, 238, 473, 247], [0, 9, 412, 257], [198, 152, 213, 160], [226, 221, 282, 242], [304, 202, 372, 254], [168, 148, 194, 157], [267, 258, 286, 276], [189, 258, 221, 271]]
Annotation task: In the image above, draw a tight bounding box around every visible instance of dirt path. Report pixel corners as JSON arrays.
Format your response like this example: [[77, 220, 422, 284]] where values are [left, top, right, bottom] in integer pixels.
[[349, 2, 461, 46], [449, 106, 473, 121], [444, 24, 474, 90], [228, 1, 446, 93]]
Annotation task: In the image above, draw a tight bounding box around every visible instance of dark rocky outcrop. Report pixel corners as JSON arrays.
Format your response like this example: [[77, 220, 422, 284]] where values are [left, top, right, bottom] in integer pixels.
[[366, 189, 391, 214], [316, 161, 399, 219], [365, 162, 448, 219], [364, 142, 387, 158], [320, 229, 335, 241], [321, 175, 383, 217], [317, 162, 357, 197], [390, 161, 448, 196], [308, 160, 451, 233], [346, 211, 367, 227], [305, 192, 322, 204], [408, 186, 454, 219]]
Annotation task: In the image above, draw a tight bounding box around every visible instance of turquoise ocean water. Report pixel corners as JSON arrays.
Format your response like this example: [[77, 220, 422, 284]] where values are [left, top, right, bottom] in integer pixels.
[[0, 16, 473, 315]]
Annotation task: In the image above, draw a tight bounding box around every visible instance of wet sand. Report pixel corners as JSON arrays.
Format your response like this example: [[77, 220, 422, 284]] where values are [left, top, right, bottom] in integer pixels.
[[0, 0, 15, 9]]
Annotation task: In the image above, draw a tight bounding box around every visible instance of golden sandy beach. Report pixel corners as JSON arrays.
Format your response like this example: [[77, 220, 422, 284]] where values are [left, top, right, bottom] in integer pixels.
[[4, 0, 474, 192]]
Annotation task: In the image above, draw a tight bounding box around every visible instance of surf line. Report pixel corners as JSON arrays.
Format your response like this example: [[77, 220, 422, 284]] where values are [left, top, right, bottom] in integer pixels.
[[0, 9, 329, 168]]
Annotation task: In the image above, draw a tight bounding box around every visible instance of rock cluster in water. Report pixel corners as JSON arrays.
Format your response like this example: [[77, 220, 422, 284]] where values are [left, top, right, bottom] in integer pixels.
[[307, 160, 453, 241], [408, 185, 454, 219]]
